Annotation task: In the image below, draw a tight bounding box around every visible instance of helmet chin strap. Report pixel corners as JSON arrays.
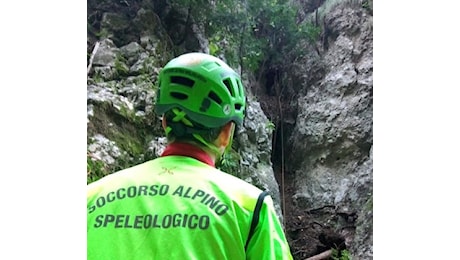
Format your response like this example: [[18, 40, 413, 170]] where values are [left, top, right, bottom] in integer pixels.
[[192, 133, 223, 160], [165, 108, 228, 164]]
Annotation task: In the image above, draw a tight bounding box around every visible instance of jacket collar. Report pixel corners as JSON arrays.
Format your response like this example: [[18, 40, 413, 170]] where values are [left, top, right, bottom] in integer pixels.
[[160, 142, 215, 167]]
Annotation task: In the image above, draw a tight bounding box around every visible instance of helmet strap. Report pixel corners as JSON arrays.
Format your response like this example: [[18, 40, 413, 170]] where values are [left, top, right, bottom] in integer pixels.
[[192, 133, 223, 160], [165, 108, 225, 163], [164, 108, 195, 136]]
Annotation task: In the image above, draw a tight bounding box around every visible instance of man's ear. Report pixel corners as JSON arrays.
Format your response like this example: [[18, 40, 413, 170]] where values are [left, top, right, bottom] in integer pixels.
[[216, 122, 235, 148], [162, 116, 167, 130]]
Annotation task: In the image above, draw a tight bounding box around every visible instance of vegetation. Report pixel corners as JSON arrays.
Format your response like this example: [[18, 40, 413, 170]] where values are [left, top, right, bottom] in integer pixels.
[[218, 147, 242, 177], [87, 153, 107, 183], [172, 0, 320, 78], [266, 120, 276, 132], [332, 249, 352, 260]]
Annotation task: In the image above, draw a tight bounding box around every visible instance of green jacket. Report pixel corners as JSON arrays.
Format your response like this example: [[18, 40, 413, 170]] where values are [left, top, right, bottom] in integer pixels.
[[87, 155, 293, 259]]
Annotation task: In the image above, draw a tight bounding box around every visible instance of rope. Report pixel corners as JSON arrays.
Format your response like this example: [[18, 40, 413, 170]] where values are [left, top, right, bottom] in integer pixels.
[[278, 94, 286, 229], [274, 70, 286, 230]]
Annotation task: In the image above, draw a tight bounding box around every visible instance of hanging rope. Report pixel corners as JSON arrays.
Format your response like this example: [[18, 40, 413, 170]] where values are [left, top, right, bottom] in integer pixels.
[[273, 70, 286, 230], [277, 93, 286, 229]]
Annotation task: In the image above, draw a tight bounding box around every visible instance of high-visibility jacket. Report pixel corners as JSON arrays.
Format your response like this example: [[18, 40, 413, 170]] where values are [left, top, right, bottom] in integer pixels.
[[87, 151, 293, 259]]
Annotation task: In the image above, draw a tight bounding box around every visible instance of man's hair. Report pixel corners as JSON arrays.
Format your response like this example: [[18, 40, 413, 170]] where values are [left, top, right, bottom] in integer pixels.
[[163, 110, 223, 145]]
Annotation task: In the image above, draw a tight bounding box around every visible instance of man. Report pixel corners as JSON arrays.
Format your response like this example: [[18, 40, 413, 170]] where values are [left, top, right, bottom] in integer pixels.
[[87, 52, 293, 259]]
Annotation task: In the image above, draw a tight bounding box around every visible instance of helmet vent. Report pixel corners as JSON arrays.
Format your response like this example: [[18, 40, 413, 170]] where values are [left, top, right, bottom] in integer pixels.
[[235, 103, 242, 111], [236, 79, 243, 96], [170, 92, 188, 100], [200, 98, 211, 112], [171, 76, 194, 87], [203, 62, 220, 71], [208, 91, 222, 104], [223, 79, 234, 97]]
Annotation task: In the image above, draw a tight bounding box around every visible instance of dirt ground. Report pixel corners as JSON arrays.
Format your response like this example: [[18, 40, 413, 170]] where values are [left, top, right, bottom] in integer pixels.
[[275, 166, 348, 260]]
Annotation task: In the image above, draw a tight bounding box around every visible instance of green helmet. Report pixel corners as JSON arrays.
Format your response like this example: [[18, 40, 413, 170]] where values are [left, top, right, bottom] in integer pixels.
[[155, 52, 246, 129]]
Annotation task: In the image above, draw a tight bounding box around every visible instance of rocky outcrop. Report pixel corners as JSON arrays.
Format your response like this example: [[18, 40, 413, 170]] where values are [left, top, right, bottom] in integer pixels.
[[286, 1, 373, 258], [87, 0, 373, 258]]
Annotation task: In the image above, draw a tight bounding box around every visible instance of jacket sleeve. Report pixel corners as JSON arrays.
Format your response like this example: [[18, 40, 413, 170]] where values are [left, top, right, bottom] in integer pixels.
[[245, 195, 293, 260]]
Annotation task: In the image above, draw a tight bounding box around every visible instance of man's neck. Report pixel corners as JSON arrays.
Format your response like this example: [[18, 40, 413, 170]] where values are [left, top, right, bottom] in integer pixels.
[[161, 142, 217, 167]]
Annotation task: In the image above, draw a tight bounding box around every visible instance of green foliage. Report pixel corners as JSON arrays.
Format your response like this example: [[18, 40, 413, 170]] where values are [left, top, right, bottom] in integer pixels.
[[91, 72, 105, 83], [114, 54, 129, 77], [172, 0, 321, 76], [139, 56, 158, 75], [208, 41, 220, 56], [331, 249, 353, 260], [95, 28, 110, 39], [300, 22, 322, 44], [361, 0, 372, 12], [87, 148, 142, 185], [218, 148, 242, 177], [365, 195, 373, 211], [87, 154, 108, 184], [88, 21, 110, 40], [266, 120, 276, 132]]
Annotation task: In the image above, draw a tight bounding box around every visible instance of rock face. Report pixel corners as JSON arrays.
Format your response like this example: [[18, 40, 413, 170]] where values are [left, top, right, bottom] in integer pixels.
[[233, 95, 282, 218], [285, 1, 373, 258], [87, 0, 373, 258]]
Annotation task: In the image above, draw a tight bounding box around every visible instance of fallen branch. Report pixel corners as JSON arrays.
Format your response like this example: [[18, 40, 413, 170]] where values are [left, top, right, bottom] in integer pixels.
[[87, 41, 100, 75], [305, 249, 332, 260]]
